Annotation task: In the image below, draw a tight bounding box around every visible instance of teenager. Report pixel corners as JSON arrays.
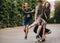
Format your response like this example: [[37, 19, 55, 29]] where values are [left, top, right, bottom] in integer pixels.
[[28, 0, 46, 41], [22, 2, 34, 39], [33, 1, 51, 42], [42, 1, 51, 39], [34, 0, 46, 41], [43, 1, 51, 25]]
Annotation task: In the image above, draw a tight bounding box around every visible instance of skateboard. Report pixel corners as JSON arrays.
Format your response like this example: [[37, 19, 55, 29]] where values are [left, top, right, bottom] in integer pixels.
[[35, 40, 42, 43]]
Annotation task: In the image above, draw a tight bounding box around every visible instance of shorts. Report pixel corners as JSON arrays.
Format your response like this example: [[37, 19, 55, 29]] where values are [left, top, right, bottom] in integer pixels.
[[23, 19, 31, 26], [37, 18, 46, 26], [37, 14, 46, 26]]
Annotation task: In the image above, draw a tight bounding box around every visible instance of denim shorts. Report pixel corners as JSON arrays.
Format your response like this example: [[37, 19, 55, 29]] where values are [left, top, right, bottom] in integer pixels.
[[23, 19, 31, 26]]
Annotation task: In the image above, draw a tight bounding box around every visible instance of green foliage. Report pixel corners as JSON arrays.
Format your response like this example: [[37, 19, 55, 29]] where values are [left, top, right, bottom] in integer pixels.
[[54, 1, 60, 23], [48, 1, 60, 23], [0, 0, 60, 28], [0, 0, 37, 28]]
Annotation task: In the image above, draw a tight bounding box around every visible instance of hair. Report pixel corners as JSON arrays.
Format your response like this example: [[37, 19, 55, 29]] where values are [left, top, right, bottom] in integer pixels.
[[37, 0, 42, 3], [44, 1, 51, 8], [24, 2, 28, 5], [22, 2, 28, 8]]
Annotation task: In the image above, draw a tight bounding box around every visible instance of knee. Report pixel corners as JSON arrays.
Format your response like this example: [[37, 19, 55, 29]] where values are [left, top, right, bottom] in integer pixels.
[[38, 26, 42, 29]]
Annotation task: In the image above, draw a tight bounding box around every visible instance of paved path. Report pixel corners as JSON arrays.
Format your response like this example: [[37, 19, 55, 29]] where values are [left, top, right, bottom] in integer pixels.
[[0, 24, 60, 43]]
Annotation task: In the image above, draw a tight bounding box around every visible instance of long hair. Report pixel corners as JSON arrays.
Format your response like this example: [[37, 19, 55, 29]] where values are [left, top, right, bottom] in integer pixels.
[[44, 1, 51, 9]]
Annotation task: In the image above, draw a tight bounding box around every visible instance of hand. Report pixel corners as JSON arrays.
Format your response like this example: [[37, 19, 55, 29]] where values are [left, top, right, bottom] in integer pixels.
[[31, 9, 34, 12]]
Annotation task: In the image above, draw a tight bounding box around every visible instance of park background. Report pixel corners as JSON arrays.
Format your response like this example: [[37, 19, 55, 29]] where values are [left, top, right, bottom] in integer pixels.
[[0, 0, 60, 28]]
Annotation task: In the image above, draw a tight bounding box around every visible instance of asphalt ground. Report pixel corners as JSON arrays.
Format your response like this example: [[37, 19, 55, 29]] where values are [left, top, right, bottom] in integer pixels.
[[0, 24, 60, 43]]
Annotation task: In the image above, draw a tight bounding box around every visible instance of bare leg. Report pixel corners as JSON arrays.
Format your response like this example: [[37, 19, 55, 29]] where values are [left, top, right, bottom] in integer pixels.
[[24, 26, 26, 32], [37, 25, 42, 35], [42, 23, 46, 41], [28, 17, 42, 29], [24, 25, 29, 39], [44, 22, 47, 38], [28, 21, 37, 29], [24, 21, 38, 39]]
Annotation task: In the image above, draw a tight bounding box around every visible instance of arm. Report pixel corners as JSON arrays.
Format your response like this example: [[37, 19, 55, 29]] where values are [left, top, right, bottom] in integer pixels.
[[35, 10, 38, 21], [35, 6, 38, 21], [28, 21, 37, 29], [24, 11, 32, 14], [44, 9, 50, 20], [24, 9, 34, 14], [44, 11, 47, 19]]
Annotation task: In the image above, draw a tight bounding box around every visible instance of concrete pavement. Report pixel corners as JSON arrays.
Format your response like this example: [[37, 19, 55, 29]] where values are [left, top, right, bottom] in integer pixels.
[[0, 24, 60, 43]]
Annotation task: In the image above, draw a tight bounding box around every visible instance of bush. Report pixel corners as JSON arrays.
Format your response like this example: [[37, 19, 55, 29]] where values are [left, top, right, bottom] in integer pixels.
[[0, 0, 37, 28]]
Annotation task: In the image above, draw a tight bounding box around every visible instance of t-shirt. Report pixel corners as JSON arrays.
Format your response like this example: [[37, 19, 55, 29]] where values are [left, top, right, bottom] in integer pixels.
[[23, 8, 32, 21], [35, 6, 43, 17], [44, 8, 50, 19], [42, 7, 50, 20]]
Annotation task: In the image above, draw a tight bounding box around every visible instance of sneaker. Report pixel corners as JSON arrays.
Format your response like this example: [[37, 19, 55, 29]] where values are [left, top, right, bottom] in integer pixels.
[[36, 35, 40, 39], [42, 39, 45, 42], [48, 31, 51, 34], [24, 36, 27, 40], [36, 35, 41, 41]]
